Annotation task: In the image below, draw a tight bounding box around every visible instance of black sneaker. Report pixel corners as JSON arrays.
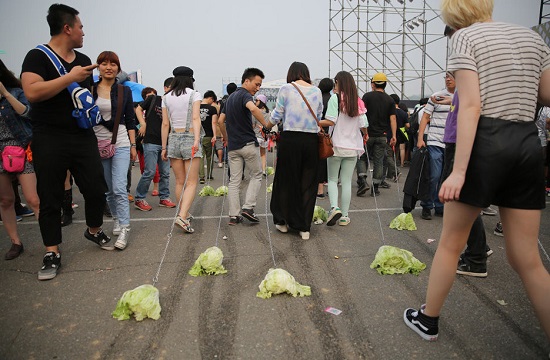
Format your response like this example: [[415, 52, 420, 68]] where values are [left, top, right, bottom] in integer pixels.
[[421, 208, 432, 220], [104, 204, 112, 218], [370, 186, 380, 197], [84, 228, 115, 250], [403, 307, 439, 341], [228, 216, 244, 226], [494, 222, 503, 237], [379, 180, 391, 189], [356, 179, 370, 196], [456, 258, 487, 278], [199, 178, 205, 184], [241, 208, 260, 223], [38, 252, 61, 281]]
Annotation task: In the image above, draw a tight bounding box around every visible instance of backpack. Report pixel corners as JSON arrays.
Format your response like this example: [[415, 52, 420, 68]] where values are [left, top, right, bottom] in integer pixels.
[[36, 45, 101, 130], [408, 106, 423, 137]]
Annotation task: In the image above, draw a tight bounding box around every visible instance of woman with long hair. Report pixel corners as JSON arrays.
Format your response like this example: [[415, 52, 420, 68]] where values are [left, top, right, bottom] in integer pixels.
[[161, 66, 202, 233], [404, 0, 550, 343], [0, 59, 39, 260], [269, 62, 323, 240], [320, 71, 368, 226], [254, 94, 270, 174], [92, 51, 137, 250]]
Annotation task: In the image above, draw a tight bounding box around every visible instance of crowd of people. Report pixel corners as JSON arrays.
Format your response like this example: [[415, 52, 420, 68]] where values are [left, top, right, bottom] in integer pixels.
[[1, 0, 549, 346]]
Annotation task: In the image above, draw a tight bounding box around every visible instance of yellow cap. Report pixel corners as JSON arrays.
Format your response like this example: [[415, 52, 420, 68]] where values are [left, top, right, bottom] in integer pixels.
[[372, 72, 388, 83]]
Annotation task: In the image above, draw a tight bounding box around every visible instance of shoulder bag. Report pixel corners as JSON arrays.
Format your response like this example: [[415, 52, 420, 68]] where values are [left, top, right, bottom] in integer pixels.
[[290, 82, 334, 159], [97, 84, 124, 159]]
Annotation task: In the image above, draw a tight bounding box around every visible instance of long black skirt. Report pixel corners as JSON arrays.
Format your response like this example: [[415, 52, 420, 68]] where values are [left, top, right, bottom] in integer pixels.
[[270, 131, 319, 232]]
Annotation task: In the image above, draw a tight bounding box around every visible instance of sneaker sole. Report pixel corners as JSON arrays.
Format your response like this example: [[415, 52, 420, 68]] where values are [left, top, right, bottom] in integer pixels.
[[456, 269, 488, 278], [356, 187, 369, 196], [134, 205, 152, 211], [493, 231, 504, 237], [159, 204, 176, 208], [38, 266, 60, 281], [114, 240, 127, 250], [403, 309, 438, 341], [327, 212, 342, 226], [339, 220, 350, 226], [275, 224, 288, 233], [481, 210, 497, 216], [241, 212, 260, 223]]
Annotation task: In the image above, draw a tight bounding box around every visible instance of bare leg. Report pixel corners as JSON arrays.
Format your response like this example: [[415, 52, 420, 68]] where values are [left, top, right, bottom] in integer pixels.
[[17, 172, 39, 220], [500, 207, 550, 340], [171, 158, 199, 219], [423, 201, 480, 317], [0, 174, 21, 245], [260, 147, 266, 173]]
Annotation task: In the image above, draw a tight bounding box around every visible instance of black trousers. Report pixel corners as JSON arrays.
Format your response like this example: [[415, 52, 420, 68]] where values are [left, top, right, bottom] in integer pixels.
[[442, 143, 487, 267], [32, 131, 107, 247], [270, 131, 318, 232]]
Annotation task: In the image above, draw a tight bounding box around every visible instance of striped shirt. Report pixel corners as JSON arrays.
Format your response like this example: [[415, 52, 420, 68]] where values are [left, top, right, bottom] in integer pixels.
[[448, 22, 550, 122], [424, 89, 454, 148]]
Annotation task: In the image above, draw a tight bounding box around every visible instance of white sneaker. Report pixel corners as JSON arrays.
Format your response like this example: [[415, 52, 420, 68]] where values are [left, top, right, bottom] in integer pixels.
[[481, 206, 498, 216], [339, 216, 350, 226], [114, 226, 129, 250], [112, 218, 121, 235], [218, 163, 223, 168], [299, 231, 310, 240], [275, 224, 288, 233]]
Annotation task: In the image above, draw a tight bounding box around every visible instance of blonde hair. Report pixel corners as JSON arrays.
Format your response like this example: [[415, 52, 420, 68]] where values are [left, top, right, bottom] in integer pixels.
[[441, 0, 493, 30]]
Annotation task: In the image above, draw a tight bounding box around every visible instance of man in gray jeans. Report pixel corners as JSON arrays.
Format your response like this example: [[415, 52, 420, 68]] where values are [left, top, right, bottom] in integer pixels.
[[218, 68, 272, 225]]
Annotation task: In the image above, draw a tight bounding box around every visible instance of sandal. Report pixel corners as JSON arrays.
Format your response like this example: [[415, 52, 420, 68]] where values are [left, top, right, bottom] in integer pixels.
[[175, 216, 194, 233]]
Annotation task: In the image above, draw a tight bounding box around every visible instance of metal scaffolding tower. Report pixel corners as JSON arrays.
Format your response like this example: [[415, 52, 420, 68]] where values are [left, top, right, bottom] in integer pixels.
[[329, 0, 448, 99], [541, 0, 550, 24]]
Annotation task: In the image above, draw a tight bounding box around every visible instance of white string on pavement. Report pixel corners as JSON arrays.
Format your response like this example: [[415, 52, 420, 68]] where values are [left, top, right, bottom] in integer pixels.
[[364, 144, 386, 245], [214, 157, 228, 248], [264, 149, 277, 268]]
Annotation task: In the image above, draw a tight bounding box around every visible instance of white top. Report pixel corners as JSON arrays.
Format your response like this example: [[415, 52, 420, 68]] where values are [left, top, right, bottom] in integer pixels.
[[162, 89, 203, 129], [448, 21, 550, 122], [423, 89, 454, 148], [94, 96, 130, 148], [325, 94, 368, 157]]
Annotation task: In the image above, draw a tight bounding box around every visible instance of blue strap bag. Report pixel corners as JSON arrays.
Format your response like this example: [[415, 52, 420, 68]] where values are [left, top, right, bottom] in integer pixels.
[[35, 44, 101, 129]]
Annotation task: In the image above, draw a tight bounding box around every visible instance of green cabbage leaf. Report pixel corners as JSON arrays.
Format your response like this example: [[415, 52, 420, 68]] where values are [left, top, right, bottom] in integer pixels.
[[257, 268, 311, 299], [389, 212, 417, 231], [266, 167, 275, 176], [112, 284, 161, 321], [370, 245, 426, 275], [189, 246, 228, 276], [312, 205, 328, 224], [199, 185, 215, 197], [214, 186, 228, 197]]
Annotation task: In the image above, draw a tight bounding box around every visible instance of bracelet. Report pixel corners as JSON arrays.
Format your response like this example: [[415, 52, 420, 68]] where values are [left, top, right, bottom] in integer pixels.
[[130, 144, 136, 147], [162, 147, 166, 150]]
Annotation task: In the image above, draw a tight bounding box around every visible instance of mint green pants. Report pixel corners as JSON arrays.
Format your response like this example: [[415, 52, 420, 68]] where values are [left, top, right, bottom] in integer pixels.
[[327, 156, 358, 217]]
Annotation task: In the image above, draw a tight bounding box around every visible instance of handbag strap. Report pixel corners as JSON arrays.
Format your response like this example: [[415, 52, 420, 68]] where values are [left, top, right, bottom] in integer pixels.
[[164, 90, 195, 133], [110, 84, 124, 144], [290, 82, 325, 134]]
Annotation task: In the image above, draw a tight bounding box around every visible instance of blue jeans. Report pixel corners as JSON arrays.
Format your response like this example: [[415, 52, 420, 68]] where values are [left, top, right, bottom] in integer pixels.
[[102, 146, 131, 226], [135, 143, 170, 200], [420, 145, 444, 212]]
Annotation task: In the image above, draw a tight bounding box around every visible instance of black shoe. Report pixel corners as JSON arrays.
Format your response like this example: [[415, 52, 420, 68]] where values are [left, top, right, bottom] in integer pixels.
[[199, 178, 205, 184], [370, 186, 380, 197], [379, 181, 391, 189], [38, 252, 61, 280], [421, 208, 432, 220], [104, 204, 112, 218], [228, 216, 244, 226], [241, 208, 260, 223], [456, 258, 487, 278], [316, 193, 325, 199], [434, 209, 443, 217], [5, 243, 24, 260], [403, 307, 439, 341], [84, 228, 115, 250], [208, 176, 214, 180], [61, 212, 73, 227], [357, 177, 370, 196], [494, 222, 503, 237]]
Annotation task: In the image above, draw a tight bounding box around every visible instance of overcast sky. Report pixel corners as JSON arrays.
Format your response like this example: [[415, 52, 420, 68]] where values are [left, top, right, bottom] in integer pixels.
[[0, 0, 543, 97]]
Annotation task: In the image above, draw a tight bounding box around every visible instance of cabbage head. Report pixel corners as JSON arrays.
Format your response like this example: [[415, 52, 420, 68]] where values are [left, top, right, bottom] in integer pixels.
[[112, 284, 161, 321], [266, 183, 273, 193], [257, 268, 311, 299], [370, 245, 426, 275], [266, 167, 275, 176], [199, 185, 215, 197], [189, 246, 228, 276], [214, 186, 228, 197], [389, 212, 417, 231], [312, 205, 328, 224]]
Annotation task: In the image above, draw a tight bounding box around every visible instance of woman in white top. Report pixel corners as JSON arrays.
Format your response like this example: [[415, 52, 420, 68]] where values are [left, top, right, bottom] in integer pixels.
[[161, 66, 203, 233], [92, 51, 137, 250], [320, 71, 368, 226], [404, 0, 550, 343]]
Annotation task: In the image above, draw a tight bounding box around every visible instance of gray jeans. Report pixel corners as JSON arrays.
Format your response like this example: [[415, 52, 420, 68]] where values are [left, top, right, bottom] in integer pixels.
[[228, 142, 262, 217]]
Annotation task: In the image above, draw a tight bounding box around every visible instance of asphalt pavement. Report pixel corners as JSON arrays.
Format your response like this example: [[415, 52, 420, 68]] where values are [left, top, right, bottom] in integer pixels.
[[1, 152, 549, 360]]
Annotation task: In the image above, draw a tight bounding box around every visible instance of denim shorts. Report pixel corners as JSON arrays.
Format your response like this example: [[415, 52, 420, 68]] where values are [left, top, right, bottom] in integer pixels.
[[167, 133, 203, 160], [214, 137, 223, 151], [458, 116, 545, 210]]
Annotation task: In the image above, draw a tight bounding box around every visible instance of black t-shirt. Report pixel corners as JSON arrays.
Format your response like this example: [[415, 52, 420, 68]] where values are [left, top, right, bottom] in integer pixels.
[[221, 88, 257, 151], [21, 45, 94, 135], [139, 95, 162, 145], [199, 103, 217, 138], [396, 107, 409, 128], [362, 90, 396, 137]]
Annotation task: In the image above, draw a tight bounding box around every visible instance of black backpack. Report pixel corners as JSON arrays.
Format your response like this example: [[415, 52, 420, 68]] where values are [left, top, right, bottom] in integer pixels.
[[408, 106, 423, 137]]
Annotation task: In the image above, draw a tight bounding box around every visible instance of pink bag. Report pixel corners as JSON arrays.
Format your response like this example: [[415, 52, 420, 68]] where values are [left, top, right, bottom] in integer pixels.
[[97, 139, 115, 159], [2, 146, 26, 173]]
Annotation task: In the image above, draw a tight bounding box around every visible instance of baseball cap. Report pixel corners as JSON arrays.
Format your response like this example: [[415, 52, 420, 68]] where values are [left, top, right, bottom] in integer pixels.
[[372, 72, 388, 84], [256, 94, 268, 104]]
